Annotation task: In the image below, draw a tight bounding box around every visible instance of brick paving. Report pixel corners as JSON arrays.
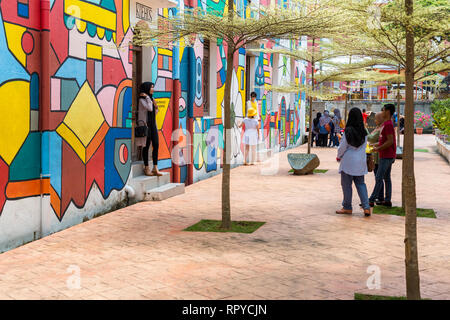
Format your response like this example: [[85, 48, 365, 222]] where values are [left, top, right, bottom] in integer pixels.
[[0, 134, 449, 300]]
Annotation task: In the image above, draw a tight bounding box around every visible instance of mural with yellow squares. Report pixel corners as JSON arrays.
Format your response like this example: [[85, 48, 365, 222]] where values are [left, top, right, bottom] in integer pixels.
[[0, 0, 134, 223], [0, 0, 306, 253]]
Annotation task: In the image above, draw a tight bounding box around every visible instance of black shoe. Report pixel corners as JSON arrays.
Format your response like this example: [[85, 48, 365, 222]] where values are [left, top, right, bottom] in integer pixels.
[[369, 202, 375, 207], [380, 201, 392, 207], [375, 200, 384, 205]]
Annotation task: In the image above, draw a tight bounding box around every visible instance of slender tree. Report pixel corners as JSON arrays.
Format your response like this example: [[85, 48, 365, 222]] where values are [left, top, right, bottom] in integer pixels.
[[249, 42, 376, 153], [134, 0, 348, 229], [338, 0, 450, 299]]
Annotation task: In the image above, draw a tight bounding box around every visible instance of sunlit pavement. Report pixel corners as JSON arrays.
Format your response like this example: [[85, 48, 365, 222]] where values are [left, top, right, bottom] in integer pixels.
[[0, 134, 449, 300]]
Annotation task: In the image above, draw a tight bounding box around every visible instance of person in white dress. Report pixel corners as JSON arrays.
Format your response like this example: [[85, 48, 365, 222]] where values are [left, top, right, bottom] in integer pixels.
[[238, 107, 260, 165]]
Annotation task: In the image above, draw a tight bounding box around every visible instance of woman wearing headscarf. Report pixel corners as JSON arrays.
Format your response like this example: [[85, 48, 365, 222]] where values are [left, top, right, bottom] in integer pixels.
[[336, 107, 371, 217], [318, 110, 332, 147], [311, 112, 322, 147], [329, 108, 342, 147], [137, 82, 162, 176]]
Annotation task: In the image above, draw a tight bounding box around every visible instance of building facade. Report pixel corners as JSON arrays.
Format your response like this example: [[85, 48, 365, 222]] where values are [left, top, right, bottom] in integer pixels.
[[0, 0, 306, 252]]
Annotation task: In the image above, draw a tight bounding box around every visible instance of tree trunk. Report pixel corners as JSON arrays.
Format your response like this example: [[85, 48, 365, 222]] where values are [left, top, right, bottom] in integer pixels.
[[398, 66, 406, 210], [220, 0, 234, 230], [308, 95, 313, 153], [307, 39, 315, 154], [404, 0, 421, 300], [344, 84, 349, 123], [344, 56, 352, 123], [397, 66, 401, 148]]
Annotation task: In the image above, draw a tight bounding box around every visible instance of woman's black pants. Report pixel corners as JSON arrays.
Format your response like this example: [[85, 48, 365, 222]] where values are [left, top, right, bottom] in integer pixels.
[[318, 134, 328, 147], [143, 112, 159, 166]]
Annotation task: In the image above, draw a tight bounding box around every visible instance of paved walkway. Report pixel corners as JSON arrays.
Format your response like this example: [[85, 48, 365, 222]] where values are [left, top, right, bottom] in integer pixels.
[[0, 134, 449, 300]]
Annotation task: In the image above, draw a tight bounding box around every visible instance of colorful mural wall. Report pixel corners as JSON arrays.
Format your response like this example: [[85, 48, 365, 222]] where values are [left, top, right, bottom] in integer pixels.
[[0, 0, 134, 252], [0, 0, 306, 252], [186, 0, 307, 182]]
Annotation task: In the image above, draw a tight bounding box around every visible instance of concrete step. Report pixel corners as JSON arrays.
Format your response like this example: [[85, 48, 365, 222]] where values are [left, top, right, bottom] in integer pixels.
[[131, 161, 153, 178], [145, 183, 185, 201], [128, 172, 170, 201]]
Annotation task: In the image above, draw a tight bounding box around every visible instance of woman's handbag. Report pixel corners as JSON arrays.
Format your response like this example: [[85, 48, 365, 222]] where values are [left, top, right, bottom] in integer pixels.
[[366, 153, 375, 172], [135, 120, 148, 137]]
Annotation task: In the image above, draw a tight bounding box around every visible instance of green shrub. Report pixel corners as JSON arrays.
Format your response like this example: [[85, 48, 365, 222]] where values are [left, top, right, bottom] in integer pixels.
[[431, 99, 450, 135]]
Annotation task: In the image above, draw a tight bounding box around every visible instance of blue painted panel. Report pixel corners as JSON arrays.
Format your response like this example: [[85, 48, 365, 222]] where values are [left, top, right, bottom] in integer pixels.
[[122, 87, 132, 128], [0, 10, 29, 85], [30, 73, 39, 110], [49, 132, 62, 197], [104, 128, 131, 197], [206, 144, 217, 172], [180, 165, 187, 184], [55, 58, 86, 87], [157, 158, 172, 170], [9, 132, 41, 181], [17, 3, 29, 18], [172, 45, 180, 80]]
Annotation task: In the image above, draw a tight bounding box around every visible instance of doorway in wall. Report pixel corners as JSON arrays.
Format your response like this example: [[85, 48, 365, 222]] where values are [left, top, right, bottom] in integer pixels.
[[131, 45, 153, 163]]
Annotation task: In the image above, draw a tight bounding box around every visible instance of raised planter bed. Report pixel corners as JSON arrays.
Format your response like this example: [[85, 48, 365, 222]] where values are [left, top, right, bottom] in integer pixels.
[[436, 135, 450, 164]]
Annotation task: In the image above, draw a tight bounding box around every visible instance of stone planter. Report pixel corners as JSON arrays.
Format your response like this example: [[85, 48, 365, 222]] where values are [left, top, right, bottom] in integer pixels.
[[287, 153, 320, 175], [436, 136, 450, 164]]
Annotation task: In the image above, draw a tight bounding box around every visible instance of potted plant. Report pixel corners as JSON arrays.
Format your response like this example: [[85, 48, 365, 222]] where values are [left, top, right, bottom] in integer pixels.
[[414, 111, 431, 135]]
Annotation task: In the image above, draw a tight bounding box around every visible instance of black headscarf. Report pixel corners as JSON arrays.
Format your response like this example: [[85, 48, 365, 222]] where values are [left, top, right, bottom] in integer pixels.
[[139, 82, 154, 100], [345, 108, 367, 148], [313, 112, 322, 127]]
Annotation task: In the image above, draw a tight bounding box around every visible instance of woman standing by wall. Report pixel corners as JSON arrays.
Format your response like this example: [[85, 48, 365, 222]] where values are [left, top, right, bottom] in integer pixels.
[[336, 108, 371, 217], [136, 82, 162, 176]]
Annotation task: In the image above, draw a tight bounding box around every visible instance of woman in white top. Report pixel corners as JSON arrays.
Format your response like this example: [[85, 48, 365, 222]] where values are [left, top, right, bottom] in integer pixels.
[[336, 108, 371, 216], [238, 107, 260, 165]]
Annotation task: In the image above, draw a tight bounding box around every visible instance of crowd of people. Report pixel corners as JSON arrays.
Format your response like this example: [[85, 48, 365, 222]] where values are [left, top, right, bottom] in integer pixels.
[[311, 109, 345, 148], [335, 104, 397, 217], [311, 106, 404, 150]]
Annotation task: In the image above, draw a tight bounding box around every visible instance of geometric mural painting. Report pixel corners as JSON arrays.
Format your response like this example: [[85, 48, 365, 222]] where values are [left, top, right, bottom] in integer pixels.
[[0, 0, 133, 221], [0, 0, 305, 227], [56, 82, 109, 164]]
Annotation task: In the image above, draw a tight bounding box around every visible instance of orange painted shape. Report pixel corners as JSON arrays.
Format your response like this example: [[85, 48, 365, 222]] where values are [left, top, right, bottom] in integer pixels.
[[50, 184, 61, 219], [6, 178, 50, 199], [158, 131, 171, 160], [86, 121, 109, 161]]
